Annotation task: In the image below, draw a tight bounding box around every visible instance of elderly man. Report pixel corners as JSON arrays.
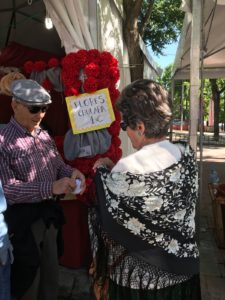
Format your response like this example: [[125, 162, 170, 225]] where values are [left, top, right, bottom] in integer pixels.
[[0, 79, 86, 300]]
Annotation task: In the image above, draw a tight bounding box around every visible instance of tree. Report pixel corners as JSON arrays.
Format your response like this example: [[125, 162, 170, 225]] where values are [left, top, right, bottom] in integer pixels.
[[209, 79, 225, 140], [123, 0, 184, 81]]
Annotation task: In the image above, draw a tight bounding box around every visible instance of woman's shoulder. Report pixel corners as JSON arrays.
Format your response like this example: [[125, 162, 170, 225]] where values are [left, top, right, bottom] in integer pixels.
[[111, 150, 142, 173], [112, 140, 184, 174]]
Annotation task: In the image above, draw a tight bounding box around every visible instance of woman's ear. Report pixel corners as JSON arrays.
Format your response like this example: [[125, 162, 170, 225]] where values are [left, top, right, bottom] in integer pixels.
[[137, 121, 145, 136]]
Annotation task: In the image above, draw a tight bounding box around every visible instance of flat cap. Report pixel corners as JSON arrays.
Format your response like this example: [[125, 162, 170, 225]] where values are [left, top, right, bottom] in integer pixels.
[[11, 79, 52, 106]]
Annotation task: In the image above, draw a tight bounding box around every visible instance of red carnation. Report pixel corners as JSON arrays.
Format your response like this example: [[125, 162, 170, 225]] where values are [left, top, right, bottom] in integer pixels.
[[100, 65, 109, 77], [109, 87, 120, 102], [98, 78, 112, 89], [100, 51, 114, 64], [73, 79, 82, 90], [112, 136, 121, 147], [111, 56, 119, 67], [84, 63, 100, 78], [65, 87, 79, 96], [48, 57, 60, 68], [75, 50, 88, 68], [108, 67, 120, 83], [108, 120, 120, 136], [61, 53, 78, 68], [88, 49, 101, 64], [42, 78, 53, 91], [34, 61, 46, 72], [113, 110, 121, 122], [83, 77, 98, 93], [71, 87, 80, 96], [24, 61, 34, 74], [61, 69, 80, 86]]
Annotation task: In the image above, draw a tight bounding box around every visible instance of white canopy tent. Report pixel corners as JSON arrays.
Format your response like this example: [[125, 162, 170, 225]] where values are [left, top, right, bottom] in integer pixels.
[[172, 0, 225, 239], [172, 0, 225, 150], [173, 0, 225, 80]]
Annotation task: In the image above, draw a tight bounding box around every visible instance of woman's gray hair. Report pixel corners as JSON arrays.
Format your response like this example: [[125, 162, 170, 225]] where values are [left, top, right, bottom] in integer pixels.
[[116, 79, 172, 138]]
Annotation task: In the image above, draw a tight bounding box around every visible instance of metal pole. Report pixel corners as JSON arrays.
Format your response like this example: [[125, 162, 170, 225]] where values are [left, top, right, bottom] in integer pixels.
[[189, 0, 202, 151], [181, 80, 184, 131]]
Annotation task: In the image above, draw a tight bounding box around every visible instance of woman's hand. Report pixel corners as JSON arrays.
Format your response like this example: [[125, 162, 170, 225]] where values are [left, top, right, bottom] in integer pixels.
[[93, 157, 115, 172]]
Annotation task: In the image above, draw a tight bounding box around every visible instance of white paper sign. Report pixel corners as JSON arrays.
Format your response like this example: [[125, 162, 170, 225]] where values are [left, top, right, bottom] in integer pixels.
[[66, 88, 115, 134]]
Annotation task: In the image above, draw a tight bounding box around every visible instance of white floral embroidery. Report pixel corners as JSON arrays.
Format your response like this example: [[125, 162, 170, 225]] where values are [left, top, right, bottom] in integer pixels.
[[143, 196, 163, 212], [155, 233, 164, 242], [174, 209, 186, 220], [107, 173, 129, 195], [167, 239, 179, 254], [170, 169, 181, 182], [110, 199, 119, 210], [187, 208, 196, 230], [127, 180, 146, 196], [125, 217, 146, 235]]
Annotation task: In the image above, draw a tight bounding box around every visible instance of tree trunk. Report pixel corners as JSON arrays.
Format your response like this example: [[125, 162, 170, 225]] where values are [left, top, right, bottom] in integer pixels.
[[123, 0, 144, 81], [123, 28, 144, 81], [210, 79, 220, 141]]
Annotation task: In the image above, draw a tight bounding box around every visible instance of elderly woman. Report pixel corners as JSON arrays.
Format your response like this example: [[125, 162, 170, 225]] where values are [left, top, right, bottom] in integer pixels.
[[89, 79, 201, 300]]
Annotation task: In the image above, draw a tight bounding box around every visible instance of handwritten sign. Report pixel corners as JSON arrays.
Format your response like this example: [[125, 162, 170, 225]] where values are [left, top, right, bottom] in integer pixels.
[[66, 88, 115, 134]]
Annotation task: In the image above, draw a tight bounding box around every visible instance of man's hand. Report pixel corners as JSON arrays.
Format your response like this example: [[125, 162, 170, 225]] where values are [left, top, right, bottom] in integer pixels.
[[52, 177, 76, 195], [71, 169, 86, 195]]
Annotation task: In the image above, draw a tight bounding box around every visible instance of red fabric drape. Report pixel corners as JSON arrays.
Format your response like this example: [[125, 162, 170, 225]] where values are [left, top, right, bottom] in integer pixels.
[[0, 42, 61, 68]]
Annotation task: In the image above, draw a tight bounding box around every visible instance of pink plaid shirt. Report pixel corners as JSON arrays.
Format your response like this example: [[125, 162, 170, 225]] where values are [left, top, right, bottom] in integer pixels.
[[0, 118, 73, 205]]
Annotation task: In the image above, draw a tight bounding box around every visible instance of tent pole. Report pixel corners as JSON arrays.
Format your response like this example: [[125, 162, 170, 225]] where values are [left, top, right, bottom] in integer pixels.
[[189, 0, 202, 151], [170, 79, 175, 141], [198, 0, 205, 245], [181, 80, 184, 131]]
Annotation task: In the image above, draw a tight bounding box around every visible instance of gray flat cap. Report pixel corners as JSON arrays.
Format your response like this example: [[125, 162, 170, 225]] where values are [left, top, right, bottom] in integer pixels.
[[11, 79, 52, 106]]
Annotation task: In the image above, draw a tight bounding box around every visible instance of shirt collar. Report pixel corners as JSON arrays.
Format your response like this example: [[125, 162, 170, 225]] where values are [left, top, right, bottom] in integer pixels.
[[10, 117, 42, 136]]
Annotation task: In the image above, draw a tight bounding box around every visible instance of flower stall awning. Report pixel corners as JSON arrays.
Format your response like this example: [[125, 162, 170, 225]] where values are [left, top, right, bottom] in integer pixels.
[[0, 0, 64, 56], [172, 0, 225, 79]]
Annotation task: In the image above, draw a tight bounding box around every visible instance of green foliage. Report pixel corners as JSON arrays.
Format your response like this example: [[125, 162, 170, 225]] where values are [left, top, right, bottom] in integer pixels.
[[158, 64, 173, 90], [139, 0, 184, 55], [159, 69, 225, 124]]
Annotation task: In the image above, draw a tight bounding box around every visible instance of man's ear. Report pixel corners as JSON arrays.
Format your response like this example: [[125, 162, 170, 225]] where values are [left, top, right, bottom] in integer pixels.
[[11, 100, 17, 112]]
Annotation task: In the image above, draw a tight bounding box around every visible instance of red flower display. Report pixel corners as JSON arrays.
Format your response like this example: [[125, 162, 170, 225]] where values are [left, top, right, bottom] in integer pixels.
[[60, 49, 122, 204]]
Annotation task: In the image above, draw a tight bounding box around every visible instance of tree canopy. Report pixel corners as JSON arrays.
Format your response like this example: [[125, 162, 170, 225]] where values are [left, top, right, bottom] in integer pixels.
[[139, 0, 184, 55], [123, 0, 184, 80]]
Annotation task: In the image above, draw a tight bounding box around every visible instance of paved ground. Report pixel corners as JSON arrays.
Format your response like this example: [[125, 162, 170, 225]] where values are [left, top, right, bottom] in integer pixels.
[[58, 142, 225, 300], [198, 145, 225, 300]]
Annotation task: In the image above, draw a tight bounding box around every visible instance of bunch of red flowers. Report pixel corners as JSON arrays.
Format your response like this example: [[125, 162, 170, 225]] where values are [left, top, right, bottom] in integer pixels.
[[24, 57, 60, 73], [60, 49, 122, 203], [23, 57, 60, 91]]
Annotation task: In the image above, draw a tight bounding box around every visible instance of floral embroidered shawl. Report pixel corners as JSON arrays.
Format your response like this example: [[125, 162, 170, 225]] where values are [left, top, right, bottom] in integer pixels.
[[94, 143, 199, 275]]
